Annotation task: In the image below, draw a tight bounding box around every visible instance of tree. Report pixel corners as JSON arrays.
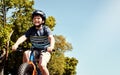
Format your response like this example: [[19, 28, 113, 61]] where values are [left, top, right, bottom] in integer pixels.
[[0, 0, 14, 74], [0, 0, 78, 75], [63, 57, 78, 75], [48, 35, 78, 75], [0, 0, 34, 75], [46, 16, 56, 31]]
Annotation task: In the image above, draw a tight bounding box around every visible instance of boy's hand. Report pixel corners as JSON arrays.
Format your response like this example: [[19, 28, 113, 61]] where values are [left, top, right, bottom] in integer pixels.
[[47, 47, 53, 52], [12, 44, 18, 51]]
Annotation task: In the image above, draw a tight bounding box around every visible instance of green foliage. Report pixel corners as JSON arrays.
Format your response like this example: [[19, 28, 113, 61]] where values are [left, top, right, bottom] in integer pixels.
[[46, 16, 56, 31], [63, 57, 78, 75], [6, 0, 34, 9], [0, 0, 34, 75], [54, 35, 73, 52], [48, 51, 65, 75], [0, 25, 13, 49], [48, 35, 78, 75]]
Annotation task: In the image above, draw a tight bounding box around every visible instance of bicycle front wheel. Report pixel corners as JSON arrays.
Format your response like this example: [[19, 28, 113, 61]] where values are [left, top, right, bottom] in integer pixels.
[[18, 63, 34, 75]]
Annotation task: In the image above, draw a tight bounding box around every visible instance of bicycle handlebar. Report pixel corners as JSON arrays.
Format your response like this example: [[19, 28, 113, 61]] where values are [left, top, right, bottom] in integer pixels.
[[16, 47, 55, 52]]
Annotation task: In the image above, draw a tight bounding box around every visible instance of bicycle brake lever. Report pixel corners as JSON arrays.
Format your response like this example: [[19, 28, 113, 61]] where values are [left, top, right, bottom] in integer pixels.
[[16, 47, 23, 51]]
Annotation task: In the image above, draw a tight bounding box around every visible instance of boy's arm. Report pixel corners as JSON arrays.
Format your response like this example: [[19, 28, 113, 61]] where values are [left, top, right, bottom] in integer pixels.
[[12, 35, 27, 51], [47, 35, 55, 52]]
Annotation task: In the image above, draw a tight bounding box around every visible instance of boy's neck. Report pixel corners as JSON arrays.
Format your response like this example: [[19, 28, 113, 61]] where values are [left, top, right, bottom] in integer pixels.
[[36, 25, 43, 30]]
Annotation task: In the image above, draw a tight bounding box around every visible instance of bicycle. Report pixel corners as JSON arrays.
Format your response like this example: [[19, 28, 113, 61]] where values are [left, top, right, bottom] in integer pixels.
[[17, 47, 48, 75]]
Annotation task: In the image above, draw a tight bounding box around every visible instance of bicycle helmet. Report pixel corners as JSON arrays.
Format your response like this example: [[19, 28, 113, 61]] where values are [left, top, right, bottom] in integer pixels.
[[32, 10, 46, 23]]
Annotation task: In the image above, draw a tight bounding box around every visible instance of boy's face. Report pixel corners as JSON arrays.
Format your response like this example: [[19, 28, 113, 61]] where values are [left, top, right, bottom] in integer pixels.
[[33, 15, 44, 26]]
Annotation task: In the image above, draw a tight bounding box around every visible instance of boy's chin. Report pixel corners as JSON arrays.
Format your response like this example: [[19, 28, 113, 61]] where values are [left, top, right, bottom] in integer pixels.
[[34, 24, 41, 27]]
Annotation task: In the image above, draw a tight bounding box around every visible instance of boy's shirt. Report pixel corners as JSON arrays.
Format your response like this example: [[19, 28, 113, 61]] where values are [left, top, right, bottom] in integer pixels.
[[25, 25, 52, 49]]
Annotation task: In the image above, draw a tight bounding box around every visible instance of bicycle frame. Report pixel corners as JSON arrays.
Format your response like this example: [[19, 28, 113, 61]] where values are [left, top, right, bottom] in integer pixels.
[[29, 49, 41, 75], [29, 51, 37, 75], [18, 48, 43, 75]]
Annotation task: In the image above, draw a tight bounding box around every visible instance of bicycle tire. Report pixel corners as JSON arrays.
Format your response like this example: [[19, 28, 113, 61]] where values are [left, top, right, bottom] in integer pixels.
[[18, 63, 34, 75]]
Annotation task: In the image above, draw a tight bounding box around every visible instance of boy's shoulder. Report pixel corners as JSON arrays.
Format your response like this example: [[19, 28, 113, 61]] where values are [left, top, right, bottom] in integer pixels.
[[28, 26, 36, 30]]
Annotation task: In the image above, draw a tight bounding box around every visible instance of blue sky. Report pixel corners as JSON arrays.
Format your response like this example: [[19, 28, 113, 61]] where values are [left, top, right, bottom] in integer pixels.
[[34, 0, 120, 75]]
